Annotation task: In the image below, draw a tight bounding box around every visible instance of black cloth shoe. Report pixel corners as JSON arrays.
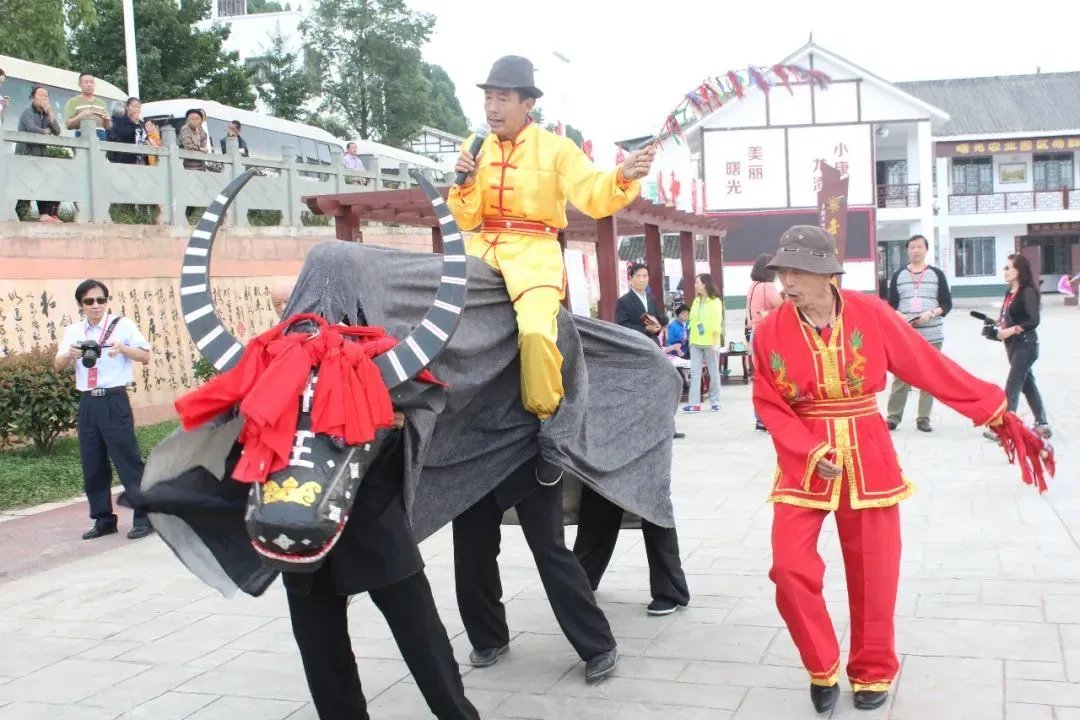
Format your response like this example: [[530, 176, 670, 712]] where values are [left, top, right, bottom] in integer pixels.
[[585, 647, 618, 682], [468, 645, 508, 668], [854, 690, 889, 710], [81, 523, 117, 540], [127, 524, 154, 540], [646, 598, 681, 616], [886, 419, 898, 431], [810, 683, 839, 714], [916, 418, 932, 432], [673, 431, 686, 439]]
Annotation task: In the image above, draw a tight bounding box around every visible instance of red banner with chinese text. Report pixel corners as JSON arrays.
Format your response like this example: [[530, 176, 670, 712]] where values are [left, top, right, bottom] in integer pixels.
[[817, 160, 849, 259]]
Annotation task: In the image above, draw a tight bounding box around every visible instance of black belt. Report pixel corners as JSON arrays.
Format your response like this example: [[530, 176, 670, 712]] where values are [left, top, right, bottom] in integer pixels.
[[81, 386, 129, 398]]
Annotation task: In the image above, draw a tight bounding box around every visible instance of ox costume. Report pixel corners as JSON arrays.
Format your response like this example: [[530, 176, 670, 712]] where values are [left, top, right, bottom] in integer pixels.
[[121, 171, 683, 714], [449, 55, 640, 421], [752, 226, 1055, 713]]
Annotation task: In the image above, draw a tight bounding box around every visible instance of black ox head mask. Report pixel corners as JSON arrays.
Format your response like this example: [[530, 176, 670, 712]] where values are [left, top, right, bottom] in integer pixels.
[[179, 170, 467, 572]]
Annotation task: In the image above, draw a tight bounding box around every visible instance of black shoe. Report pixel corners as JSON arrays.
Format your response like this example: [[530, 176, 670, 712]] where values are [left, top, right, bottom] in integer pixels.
[[535, 461, 564, 487], [755, 421, 767, 432], [916, 418, 932, 432], [854, 689, 889, 710], [81, 523, 118, 540], [127, 524, 154, 540], [468, 645, 508, 668], [886, 419, 898, 431], [810, 683, 839, 714], [673, 431, 686, 439], [585, 647, 618, 683], [646, 598, 681, 616]]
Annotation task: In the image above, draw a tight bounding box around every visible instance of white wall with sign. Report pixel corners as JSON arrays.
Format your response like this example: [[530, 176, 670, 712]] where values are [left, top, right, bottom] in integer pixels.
[[787, 124, 873, 207], [702, 128, 787, 211], [704, 123, 874, 211]]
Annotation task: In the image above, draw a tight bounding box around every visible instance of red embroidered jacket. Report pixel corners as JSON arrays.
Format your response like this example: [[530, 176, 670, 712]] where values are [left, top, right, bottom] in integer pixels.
[[751, 290, 1006, 510]]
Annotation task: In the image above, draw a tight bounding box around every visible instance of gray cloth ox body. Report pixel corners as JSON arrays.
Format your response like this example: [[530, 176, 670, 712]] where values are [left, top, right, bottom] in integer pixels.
[[139, 240, 680, 596]]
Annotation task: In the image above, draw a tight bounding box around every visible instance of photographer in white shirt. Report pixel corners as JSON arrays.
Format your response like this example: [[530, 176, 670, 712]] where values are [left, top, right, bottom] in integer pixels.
[[54, 279, 153, 540]]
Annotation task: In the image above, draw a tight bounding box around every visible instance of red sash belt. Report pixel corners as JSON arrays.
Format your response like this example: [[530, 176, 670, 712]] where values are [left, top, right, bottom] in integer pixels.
[[481, 218, 559, 238], [791, 396, 880, 420]]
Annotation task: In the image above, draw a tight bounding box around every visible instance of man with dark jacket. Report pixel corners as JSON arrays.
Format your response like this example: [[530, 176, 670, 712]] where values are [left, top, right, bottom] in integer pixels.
[[615, 263, 667, 337], [106, 97, 148, 164], [885, 234, 953, 432]]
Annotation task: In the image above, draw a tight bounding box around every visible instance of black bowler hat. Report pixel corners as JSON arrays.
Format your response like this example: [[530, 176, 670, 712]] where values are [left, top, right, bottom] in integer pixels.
[[477, 55, 544, 99]]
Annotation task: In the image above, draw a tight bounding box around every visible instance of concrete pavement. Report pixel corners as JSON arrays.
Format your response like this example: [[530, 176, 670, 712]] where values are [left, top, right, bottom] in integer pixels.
[[0, 299, 1076, 719]]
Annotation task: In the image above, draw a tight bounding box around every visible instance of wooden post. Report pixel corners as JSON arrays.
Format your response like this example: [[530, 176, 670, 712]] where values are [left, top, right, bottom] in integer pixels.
[[432, 225, 444, 254], [707, 234, 724, 299], [679, 230, 695, 306], [596, 216, 619, 321], [644, 223, 665, 317], [334, 216, 353, 242]]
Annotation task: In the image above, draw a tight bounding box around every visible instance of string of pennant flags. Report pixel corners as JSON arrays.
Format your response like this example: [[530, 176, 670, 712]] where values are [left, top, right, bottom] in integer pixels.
[[639, 64, 832, 152]]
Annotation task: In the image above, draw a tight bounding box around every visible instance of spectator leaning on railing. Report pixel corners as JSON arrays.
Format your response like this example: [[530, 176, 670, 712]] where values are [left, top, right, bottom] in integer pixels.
[[16, 85, 62, 223], [106, 97, 148, 164], [64, 72, 112, 138]]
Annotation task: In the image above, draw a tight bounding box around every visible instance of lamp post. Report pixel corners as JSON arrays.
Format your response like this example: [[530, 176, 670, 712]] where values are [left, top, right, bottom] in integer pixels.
[[122, 0, 140, 98]]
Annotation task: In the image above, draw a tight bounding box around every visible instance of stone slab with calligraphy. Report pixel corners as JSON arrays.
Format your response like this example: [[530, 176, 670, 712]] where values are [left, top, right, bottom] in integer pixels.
[[0, 277, 289, 411]]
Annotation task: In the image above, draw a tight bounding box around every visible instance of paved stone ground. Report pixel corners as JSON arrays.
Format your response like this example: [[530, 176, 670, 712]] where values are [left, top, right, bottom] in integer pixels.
[[0, 300, 1076, 720]]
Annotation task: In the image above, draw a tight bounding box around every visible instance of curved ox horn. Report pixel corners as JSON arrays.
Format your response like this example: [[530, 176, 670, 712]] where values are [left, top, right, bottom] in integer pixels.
[[179, 170, 257, 373], [179, 169, 467, 387], [372, 169, 467, 388]]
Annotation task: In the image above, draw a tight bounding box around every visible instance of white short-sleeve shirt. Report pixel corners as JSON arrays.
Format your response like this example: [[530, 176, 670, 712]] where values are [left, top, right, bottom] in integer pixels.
[[58, 314, 151, 391]]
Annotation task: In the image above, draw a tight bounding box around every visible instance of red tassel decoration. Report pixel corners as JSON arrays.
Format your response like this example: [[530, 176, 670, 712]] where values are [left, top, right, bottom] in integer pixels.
[[990, 411, 1055, 493]]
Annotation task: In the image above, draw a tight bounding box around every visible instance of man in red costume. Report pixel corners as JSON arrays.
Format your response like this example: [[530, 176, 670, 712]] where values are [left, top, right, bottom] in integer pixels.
[[752, 225, 1053, 714]]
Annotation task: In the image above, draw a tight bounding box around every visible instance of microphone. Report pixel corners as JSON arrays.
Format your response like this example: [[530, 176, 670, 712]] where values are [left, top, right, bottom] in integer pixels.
[[455, 124, 490, 186]]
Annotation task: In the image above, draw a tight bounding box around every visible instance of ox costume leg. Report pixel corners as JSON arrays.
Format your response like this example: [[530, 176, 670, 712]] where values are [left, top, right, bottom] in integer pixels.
[[284, 436, 479, 720], [573, 485, 690, 615], [453, 456, 619, 682]]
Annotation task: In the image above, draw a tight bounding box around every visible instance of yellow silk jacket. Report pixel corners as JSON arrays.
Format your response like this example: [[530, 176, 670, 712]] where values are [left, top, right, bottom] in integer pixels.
[[447, 122, 640, 232]]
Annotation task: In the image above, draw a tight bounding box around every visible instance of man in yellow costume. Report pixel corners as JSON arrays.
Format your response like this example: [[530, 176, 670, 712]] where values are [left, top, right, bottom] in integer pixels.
[[451, 55, 655, 424]]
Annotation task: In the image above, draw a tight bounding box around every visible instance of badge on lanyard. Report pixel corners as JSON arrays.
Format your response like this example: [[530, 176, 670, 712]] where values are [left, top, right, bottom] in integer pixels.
[[910, 296, 922, 312], [85, 316, 107, 389]]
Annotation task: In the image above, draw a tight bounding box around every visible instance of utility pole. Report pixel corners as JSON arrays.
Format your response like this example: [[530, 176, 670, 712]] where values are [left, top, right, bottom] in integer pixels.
[[122, 0, 140, 98]]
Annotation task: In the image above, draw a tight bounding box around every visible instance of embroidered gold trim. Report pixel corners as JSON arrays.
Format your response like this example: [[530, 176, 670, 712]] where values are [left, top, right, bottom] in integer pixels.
[[768, 493, 838, 511], [809, 659, 842, 687], [851, 681, 892, 692], [802, 443, 832, 492]]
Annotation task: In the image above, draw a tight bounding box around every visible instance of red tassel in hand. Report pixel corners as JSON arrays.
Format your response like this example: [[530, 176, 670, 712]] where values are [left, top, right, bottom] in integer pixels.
[[990, 412, 1055, 493]]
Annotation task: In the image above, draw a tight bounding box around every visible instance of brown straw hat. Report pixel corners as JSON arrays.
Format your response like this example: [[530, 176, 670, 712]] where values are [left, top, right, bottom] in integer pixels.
[[766, 225, 845, 275]]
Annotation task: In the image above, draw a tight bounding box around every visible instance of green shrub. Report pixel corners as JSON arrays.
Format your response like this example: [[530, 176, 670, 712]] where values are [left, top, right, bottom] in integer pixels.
[[0, 345, 81, 455], [192, 356, 218, 384]]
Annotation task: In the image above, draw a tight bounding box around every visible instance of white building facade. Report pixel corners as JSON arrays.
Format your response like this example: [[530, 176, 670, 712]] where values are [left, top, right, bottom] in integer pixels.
[[630, 42, 1080, 306]]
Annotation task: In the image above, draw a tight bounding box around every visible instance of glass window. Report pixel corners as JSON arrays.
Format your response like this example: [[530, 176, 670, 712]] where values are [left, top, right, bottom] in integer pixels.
[[954, 237, 996, 277], [1033, 153, 1074, 191], [316, 141, 332, 166], [952, 158, 993, 195]]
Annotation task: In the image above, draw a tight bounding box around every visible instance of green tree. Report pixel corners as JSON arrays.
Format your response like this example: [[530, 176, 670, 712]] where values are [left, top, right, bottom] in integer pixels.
[[253, 26, 310, 121], [302, 0, 434, 148], [0, 0, 96, 68], [69, 0, 255, 108], [305, 112, 352, 140], [527, 107, 585, 149], [423, 63, 468, 137]]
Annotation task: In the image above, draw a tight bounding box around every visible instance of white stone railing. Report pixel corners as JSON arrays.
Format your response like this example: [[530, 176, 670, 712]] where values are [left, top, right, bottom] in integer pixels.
[[1, 119, 447, 228]]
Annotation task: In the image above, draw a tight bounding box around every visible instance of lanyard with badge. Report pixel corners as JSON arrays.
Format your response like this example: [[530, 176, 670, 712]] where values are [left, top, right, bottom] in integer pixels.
[[84, 314, 121, 389], [909, 268, 928, 312]]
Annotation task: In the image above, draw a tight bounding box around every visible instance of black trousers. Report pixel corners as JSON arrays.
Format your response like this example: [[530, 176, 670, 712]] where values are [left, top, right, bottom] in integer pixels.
[[287, 569, 479, 720], [453, 475, 616, 661], [1004, 336, 1047, 425], [573, 485, 690, 606], [78, 391, 147, 526]]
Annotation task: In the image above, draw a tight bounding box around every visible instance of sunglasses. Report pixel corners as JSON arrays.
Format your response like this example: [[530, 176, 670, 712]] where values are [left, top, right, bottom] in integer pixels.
[[81, 297, 109, 306]]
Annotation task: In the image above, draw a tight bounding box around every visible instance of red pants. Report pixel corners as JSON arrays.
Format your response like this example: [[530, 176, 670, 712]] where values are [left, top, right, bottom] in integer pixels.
[[769, 489, 901, 691]]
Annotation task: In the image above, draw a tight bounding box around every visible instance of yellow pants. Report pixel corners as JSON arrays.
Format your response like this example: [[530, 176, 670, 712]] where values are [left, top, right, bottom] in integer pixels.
[[466, 231, 565, 420]]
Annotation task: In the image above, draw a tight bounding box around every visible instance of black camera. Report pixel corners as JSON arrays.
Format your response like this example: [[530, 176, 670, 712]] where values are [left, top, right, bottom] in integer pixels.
[[969, 311, 1001, 342], [75, 340, 103, 368]]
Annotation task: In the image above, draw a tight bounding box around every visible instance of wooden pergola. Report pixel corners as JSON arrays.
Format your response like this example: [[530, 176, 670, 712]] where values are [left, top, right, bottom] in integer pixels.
[[303, 187, 727, 321]]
